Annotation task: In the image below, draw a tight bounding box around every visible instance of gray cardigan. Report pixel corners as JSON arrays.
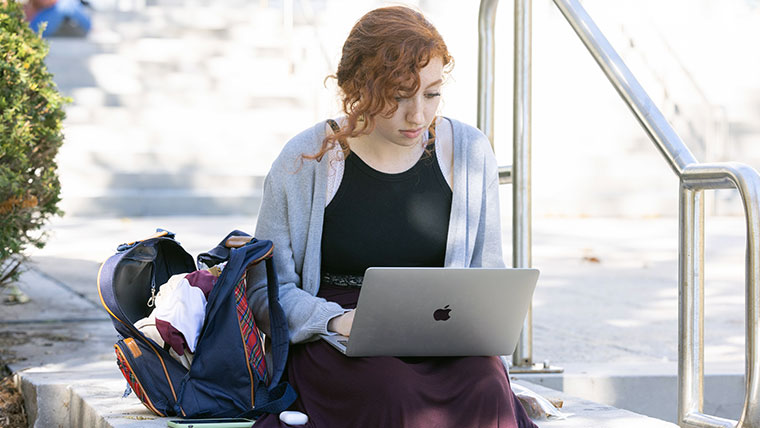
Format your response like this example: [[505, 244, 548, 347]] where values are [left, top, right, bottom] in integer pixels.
[[246, 118, 506, 344]]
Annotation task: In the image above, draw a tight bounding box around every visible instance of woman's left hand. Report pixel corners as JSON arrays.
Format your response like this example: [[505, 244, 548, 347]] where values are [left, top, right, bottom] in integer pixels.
[[327, 310, 355, 336]]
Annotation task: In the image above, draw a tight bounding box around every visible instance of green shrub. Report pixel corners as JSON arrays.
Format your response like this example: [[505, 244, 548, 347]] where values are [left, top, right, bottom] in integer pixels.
[[0, 0, 68, 287]]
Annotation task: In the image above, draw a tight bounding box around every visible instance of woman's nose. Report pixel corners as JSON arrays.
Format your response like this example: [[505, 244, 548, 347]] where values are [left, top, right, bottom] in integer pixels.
[[407, 98, 425, 125]]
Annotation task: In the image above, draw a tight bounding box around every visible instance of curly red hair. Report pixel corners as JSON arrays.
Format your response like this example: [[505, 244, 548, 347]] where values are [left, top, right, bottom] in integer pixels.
[[305, 6, 453, 162]]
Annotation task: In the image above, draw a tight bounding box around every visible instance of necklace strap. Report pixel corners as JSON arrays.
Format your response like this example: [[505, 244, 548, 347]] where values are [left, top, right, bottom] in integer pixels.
[[321, 272, 364, 288]]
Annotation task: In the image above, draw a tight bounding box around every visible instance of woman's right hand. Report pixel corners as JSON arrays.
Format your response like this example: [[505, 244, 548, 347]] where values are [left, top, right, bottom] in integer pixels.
[[327, 310, 355, 336]]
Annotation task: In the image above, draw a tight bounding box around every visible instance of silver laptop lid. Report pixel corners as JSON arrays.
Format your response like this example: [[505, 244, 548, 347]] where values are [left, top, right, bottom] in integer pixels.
[[344, 267, 539, 357]]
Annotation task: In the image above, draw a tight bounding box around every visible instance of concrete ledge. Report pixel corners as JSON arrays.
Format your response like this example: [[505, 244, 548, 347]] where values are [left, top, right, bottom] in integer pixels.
[[514, 363, 744, 424], [515, 381, 678, 428], [12, 361, 680, 427], [14, 362, 165, 428]]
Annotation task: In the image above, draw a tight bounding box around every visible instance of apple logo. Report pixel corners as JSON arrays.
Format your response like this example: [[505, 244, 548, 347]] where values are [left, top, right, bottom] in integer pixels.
[[433, 305, 451, 321]]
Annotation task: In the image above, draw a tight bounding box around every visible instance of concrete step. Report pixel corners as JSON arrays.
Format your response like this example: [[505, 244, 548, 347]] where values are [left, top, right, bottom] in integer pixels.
[[523, 382, 679, 427], [61, 104, 312, 130], [14, 369, 682, 427], [59, 189, 263, 216], [55, 103, 312, 173], [514, 363, 745, 425], [84, 2, 288, 35], [63, 172, 265, 191], [57, 170, 267, 217], [57, 132, 289, 177], [57, 168, 267, 216], [47, 47, 305, 108]]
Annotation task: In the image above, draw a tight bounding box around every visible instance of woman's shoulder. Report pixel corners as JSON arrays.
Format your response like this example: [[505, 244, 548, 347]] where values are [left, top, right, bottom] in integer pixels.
[[444, 117, 494, 159], [278, 120, 329, 160], [268, 120, 332, 176]]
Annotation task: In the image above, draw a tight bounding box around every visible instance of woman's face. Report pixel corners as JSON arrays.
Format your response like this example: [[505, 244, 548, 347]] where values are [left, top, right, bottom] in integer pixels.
[[370, 56, 444, 148]]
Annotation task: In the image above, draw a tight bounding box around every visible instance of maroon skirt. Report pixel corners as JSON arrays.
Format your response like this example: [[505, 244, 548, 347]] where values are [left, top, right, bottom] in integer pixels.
[[254, 284, 537, 428]]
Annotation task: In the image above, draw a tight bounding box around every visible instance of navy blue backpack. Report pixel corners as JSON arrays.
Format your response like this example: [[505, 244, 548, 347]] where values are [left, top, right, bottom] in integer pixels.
[[97, 229, 296, 419]]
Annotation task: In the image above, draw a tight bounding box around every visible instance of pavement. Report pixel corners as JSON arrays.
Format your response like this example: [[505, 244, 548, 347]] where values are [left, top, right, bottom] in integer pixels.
[[2, 213, 753, 427]]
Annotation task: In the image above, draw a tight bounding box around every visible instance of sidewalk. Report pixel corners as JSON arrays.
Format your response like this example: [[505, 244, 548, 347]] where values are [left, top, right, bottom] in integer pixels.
[[3, 214, 749, 426]]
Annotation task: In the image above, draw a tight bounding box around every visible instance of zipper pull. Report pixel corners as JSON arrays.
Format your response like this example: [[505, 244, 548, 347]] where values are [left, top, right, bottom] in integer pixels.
[[146, 264, 157, 307], [122, 383, 133, 398], [147, 281, 156, 308]]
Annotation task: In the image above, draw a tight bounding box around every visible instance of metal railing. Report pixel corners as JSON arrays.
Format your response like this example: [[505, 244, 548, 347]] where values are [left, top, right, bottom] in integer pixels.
[[679, 163, 760, 428], [554, 1, 760, 425], [478, 0, 760, 425], [477, 0, 498, 147], [478, 0, 514, 186], [510, 0, 534, 368], [479, 0, 546, 373]]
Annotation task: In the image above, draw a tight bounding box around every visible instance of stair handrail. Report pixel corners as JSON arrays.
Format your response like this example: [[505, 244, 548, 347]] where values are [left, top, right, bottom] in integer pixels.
[[549, 1, 760, 426], [477, 0, 760, 424]]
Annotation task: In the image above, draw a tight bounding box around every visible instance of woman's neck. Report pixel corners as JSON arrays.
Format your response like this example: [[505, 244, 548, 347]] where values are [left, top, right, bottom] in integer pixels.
[[347, 132, 426, 174]]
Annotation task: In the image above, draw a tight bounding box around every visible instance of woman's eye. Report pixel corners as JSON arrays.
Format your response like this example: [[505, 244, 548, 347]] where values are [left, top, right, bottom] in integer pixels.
[[394, 92, 440, 102]]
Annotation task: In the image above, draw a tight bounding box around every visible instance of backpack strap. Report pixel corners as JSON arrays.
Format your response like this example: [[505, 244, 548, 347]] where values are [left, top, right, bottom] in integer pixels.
[[196, 229, 251, 269], [326, 119, 340, 133], [262, 256, 288, 387], [239, 381, 297, 419], [235, 255, 297, 418], [203, 238, 296, 415]]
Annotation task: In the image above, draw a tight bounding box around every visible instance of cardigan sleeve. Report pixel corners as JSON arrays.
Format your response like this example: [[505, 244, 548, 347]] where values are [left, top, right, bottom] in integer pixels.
[[246, 145, 346, 344]]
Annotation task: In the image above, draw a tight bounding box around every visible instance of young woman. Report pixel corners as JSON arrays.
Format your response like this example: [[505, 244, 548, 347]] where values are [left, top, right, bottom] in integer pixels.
[[247, 6, 537, 428]]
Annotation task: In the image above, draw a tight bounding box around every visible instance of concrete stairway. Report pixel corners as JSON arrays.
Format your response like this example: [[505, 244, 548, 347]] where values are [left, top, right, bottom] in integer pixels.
[[42, 0, 760, 218], [46, 0, 334, 216]]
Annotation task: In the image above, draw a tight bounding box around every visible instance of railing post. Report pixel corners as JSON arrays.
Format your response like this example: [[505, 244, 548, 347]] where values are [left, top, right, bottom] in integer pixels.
[[478, 0, 498, 146], [480, 0, 559, 373], [678, 184, 707, 425], [512, 0, 534, 369]]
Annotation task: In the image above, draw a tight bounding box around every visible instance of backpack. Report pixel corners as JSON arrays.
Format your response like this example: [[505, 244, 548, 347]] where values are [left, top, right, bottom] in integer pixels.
[[96, 229, 296, 418]]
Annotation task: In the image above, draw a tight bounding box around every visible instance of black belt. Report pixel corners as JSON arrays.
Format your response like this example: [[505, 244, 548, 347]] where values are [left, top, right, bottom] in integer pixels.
[[321, 272, 364, 288]]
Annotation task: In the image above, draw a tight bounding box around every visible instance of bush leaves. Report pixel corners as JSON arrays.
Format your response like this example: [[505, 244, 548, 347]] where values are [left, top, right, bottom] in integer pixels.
[[0, 0, 67, 286]]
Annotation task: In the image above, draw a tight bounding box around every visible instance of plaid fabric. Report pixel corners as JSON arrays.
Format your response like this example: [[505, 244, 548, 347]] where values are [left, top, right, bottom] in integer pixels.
[[115, 345, 160, 416], [234, 276, 269, 384]]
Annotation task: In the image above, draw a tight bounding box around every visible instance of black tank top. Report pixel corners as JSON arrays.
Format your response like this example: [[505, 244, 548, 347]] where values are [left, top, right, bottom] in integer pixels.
[[321, 136, 453, 275]]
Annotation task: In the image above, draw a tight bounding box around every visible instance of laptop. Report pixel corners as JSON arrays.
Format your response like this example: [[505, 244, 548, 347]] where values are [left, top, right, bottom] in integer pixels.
[[321, 267, 539, 357]]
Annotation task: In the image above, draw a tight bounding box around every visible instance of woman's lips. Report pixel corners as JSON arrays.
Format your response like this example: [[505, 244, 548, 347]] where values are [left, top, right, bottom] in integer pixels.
[[400, 127, 423, 139]]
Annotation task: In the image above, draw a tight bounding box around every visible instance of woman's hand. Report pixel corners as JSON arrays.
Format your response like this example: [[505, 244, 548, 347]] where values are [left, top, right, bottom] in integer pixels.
[[327, 310, 355, 336]]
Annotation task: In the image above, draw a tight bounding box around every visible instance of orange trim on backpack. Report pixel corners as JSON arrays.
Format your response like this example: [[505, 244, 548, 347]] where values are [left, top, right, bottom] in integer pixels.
[[115, 344, 163, 416], [98, 261, 179, 402], [97, 261, 126, 325], [125, 338, 142, 358], [225, 235, 254, 248], [121, 230, 170, 248]]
